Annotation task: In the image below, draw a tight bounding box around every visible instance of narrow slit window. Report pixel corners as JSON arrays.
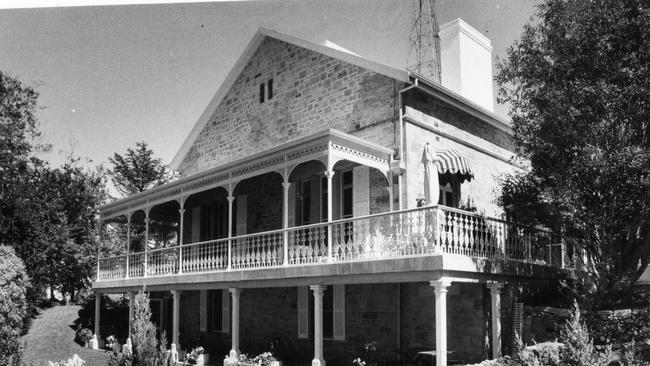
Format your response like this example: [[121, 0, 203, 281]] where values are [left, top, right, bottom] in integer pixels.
[[259, 83, 265, 103], [267, 79, 273, 100]]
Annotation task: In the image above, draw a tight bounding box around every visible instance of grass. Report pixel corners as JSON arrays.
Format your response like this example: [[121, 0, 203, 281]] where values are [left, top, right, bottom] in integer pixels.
[[22, 305, 111, 366]]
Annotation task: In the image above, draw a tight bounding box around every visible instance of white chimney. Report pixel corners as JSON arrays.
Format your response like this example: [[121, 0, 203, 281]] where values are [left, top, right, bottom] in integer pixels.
[[439, 18, 494, 112]]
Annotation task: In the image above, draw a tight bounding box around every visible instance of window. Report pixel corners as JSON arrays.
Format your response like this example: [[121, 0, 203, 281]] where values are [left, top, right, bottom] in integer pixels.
[[323, 285, 334, 339], [150, 299, 163, 332], [298, 285, 345, 341], [438, 175, 459, 207], [200, 204, 214, 241], [258, 79, 273, 103], [207, 290, 223, 332], [438, 183, 454, 206], [296, 179, 312, 225], [320, 176, 328, 222], [341, 170, 353, 219]]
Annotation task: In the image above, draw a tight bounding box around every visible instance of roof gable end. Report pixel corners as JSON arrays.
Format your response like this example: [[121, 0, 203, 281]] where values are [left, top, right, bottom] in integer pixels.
[[170, 27, 408, 170]]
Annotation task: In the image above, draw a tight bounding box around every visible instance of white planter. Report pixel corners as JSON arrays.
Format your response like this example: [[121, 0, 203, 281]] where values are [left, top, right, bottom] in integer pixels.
[[271, 361, 282, 366], [195, 353, 210, 366]]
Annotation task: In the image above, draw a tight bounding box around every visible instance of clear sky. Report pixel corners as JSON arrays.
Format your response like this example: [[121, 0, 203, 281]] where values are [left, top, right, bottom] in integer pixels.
[[0, 0, 538, 170]]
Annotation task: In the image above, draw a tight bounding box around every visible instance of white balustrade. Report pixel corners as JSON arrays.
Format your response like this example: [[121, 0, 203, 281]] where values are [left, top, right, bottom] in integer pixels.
[[146, 247, 179, 276], [97, 206, 561, 280], [98, 256, 126, 280], [182, 238, 228, 273], [287, 224, 329, 264], [232, 230, 284, 269], [129, 252, 145, 278]]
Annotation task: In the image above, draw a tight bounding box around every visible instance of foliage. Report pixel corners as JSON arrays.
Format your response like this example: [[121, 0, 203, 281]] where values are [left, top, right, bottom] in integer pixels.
[[109, 141, 172, 197], [48, 354, 86, 366], [235, 352, 277, 366], [130, 291, 168, 366], [74, 328, 93, 346], [108, 341, 134, 366], [496, 0, 650, 307], [1, 70, 108, 304], [0, 246, 29, 365], [559, 301, 597, 365], [517, 342, 562, 366]]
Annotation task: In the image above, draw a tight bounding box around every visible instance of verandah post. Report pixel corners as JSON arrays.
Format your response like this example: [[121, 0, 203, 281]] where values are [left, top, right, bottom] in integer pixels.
[[282, 181, 291, 266], [227, 196, 234, 270], [178, 208, 185, 274], [325, 170, 334, 261], [125, 214, 131, 278]]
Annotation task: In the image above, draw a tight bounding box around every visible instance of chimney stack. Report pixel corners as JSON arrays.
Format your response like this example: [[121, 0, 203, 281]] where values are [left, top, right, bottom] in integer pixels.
[[439, 18, 494, 112]]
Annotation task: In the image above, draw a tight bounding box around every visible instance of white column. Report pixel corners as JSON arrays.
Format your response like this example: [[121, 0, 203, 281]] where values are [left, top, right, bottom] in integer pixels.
[[324, 171, 334, 261], [282, 181, 291, 266], [128, 291, 135, 337], [94, 293, 101, 340], [178, 208, 185, 274], [310, 285, 327, 366], [171, 290, 182, 347], [125, 215, 131, 278], [430, 279, 452, 366], [488, 282, 504, 359], [144, 211, 150, 277], [229, 288, 241, 358], [227, 196, 234, 270], [387, 172, 394, 212]]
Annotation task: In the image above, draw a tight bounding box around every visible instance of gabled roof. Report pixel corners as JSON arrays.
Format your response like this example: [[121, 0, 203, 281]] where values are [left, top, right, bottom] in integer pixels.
[[169, 27, 409, 170]]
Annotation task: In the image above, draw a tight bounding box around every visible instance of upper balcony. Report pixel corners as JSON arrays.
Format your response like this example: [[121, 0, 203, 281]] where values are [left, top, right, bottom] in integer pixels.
[[93, 129, 570, 292], [94, 205, 569, 291]]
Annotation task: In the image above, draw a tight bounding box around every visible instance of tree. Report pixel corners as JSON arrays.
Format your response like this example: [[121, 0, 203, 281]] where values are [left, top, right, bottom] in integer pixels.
[[109, 142, 172, 197], [0, 71, 108, 302], [0, 246, 30, 365], [131, 291, 167, 366], [496, 0, 650, 307]]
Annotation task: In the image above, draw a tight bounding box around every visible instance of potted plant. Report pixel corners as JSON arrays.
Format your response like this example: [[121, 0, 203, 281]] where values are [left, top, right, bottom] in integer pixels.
[[235, 352, 280, 366], [104, 335, 116, 350], [187, 346, 209, 366]]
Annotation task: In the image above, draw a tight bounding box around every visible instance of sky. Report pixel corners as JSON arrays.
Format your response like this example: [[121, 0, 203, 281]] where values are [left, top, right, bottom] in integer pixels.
[[0, 0, 539, 170]]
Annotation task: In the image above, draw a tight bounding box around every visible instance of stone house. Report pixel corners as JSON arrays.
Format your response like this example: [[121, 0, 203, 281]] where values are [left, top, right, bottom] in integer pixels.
[[94, 20, 565, 366]]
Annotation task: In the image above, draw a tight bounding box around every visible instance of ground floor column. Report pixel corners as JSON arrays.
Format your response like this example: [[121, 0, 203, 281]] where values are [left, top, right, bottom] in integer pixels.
[[229, 288, 241, 358], [128, 291, 135, 337], [310, 285, 327, 366], [93, 292, 101, 349], [430, 279, 452, 366], [488, 282, 504, 359], [171, 290, 181, 347]]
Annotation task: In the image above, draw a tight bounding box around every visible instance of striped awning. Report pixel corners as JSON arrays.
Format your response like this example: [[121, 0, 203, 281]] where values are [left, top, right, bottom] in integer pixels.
[[435, 149, 474, 181]]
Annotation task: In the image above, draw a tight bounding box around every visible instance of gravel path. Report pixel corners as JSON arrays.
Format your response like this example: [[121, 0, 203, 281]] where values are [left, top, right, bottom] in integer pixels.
[[22, 305, 110, 366]]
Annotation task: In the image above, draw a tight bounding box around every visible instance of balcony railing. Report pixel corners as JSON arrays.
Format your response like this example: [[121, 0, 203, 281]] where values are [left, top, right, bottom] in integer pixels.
[[96, 205, 565, 281]]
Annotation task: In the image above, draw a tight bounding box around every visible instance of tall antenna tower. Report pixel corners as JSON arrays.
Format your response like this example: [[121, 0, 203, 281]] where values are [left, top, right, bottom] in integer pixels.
[[407, 0, 441, 83]]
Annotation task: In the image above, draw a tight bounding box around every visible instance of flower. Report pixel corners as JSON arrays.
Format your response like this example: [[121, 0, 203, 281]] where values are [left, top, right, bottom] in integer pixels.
[[353, 358, 366, 366]]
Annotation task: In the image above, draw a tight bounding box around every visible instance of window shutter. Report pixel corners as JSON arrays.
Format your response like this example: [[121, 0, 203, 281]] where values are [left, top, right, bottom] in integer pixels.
[[333, 284, 345, 340], [192, 206, 201, 243], [236, 195, 247, 235], [199, 290, 207, 332], [352, 166, 370, 217], [298, 286, 309, 339], [221, 289, 230, 333]]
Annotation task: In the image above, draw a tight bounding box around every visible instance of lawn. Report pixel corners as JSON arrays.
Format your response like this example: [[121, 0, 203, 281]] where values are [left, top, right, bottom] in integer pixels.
[[22, 305, 111, 366]]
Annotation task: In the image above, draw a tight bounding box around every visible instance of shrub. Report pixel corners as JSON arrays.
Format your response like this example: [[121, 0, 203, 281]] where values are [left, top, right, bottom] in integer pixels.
[[0, 246, 30, 365], [130, 291, 168, 366], [75, 328, 93, 346]]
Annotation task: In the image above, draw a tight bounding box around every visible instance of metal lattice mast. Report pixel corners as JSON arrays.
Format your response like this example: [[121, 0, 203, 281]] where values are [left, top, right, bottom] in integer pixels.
[[407, 0, 441, 83]]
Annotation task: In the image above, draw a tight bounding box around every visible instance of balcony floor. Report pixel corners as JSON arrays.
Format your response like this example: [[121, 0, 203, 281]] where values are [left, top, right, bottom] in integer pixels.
[[93, 253, 560, 293]]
